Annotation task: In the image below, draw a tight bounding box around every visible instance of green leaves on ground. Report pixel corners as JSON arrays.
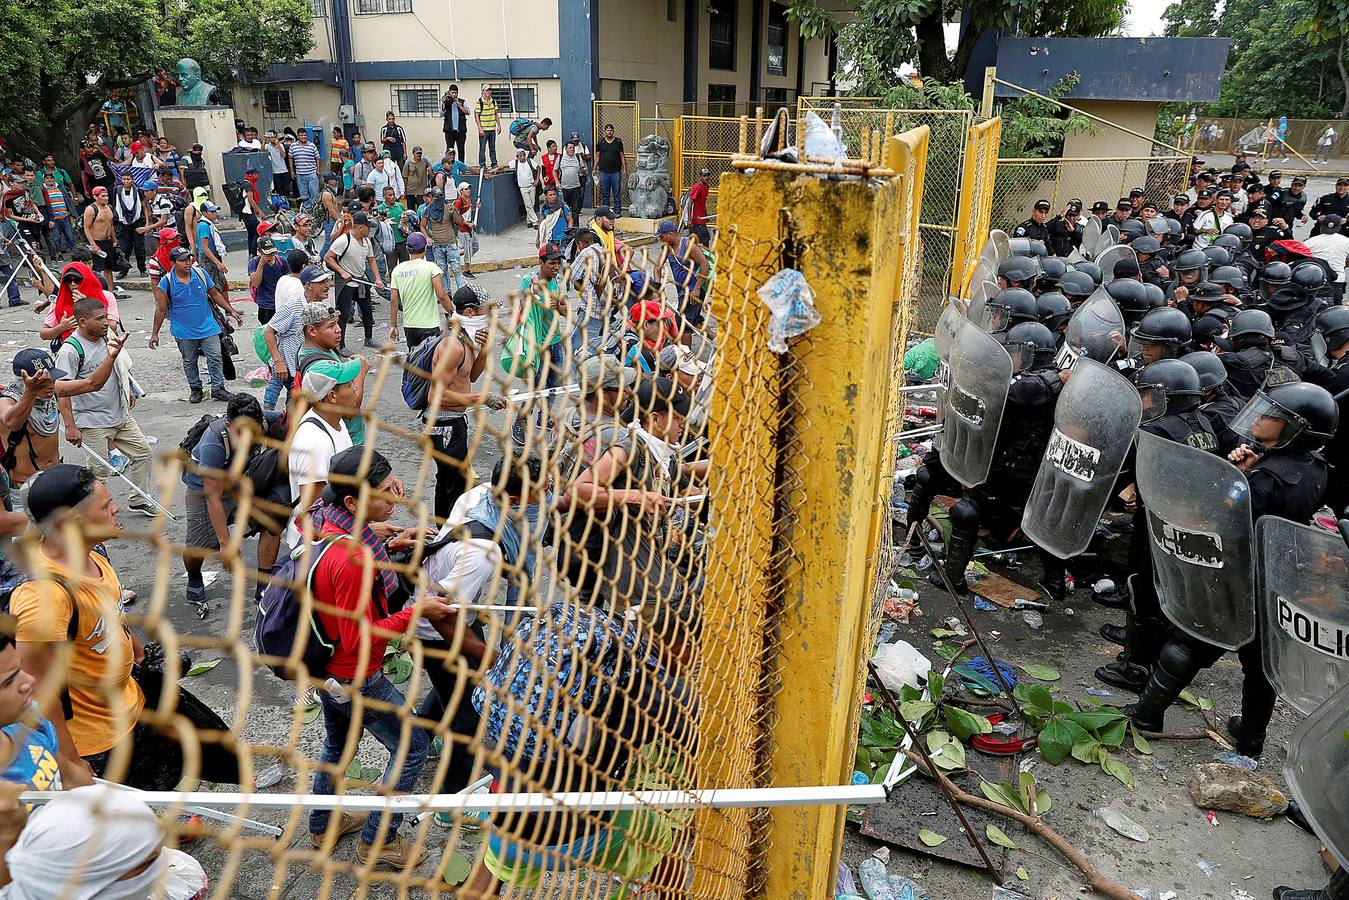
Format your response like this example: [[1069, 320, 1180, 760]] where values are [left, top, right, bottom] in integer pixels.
[[985, 823, 1018, 849], [1018, 692, 1136, 787], [943, 706, 992, 742], [980, 773, 1053, 818], [185, 658, 223, 677], [1178, 689, 1215, 711], [926, 731, 967, 772], [918, 828, 948, 847], [345, 760, 381, 786], [441, 851, 473, 885], [383, 651, 414, 685], [1018, 663, 1061, 682]]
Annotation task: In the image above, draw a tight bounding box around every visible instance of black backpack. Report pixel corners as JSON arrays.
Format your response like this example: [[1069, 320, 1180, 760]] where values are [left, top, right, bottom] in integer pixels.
[[253, 537, 347, 680], [222, 182, 247, 215]]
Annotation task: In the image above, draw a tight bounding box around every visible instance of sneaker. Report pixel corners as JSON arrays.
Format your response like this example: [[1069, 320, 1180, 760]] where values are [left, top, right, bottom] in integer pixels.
[[189, 387, 205, 404], [363, 339, 381, 349], [7, 298, 27, 307], [112, 285, 130, 298], [186, 584, 208, 619], [126, 504, 161, 518], [356, 835, 428, 869], [309, 812, 365, 848], [210, 389, 233, 402]]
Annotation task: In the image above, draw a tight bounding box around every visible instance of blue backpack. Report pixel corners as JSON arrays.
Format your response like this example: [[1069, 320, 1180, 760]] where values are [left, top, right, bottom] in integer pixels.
[[400, 332, 446, 410], [509, 118, 536, 138], [253, 537, 346, 680]]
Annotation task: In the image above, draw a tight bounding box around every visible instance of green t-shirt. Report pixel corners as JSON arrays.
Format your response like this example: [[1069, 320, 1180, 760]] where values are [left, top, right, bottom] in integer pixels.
[[519, 274, 563, 347], [391, 257, 444, 329], [296, 346, 366, 446], [378, 201, 408, 243]]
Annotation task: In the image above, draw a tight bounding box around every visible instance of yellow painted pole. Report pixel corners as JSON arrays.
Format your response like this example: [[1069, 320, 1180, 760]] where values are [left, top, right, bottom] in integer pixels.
[[981, 66, 997, 120]]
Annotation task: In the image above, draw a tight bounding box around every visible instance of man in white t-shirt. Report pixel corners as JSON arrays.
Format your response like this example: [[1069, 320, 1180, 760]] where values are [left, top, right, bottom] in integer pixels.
[[1306, 215, 1349, 302], [511, 147, 539, 227], [286, 358, 359, 545]]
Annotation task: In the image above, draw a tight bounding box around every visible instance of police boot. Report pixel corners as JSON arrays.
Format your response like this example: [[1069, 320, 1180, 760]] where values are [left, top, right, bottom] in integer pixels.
[[934, 524, 977, 595], [1091, 576, 1132, 609], [903, 468, 936, 554], [1037, 551, 1067, 605], [1100, 621, 1127, 646], [1122, 640, 1202, 733], [1274, 870, 1349, 900], [1226, 716, 1267, 760]]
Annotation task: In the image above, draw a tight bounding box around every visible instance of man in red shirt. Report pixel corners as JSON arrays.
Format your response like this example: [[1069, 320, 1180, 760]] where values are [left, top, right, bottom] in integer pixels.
[[688, 167, 712, 246], [305, 446, 459, 869]]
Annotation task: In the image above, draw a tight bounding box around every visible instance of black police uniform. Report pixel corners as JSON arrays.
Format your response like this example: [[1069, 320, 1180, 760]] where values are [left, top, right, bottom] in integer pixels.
[[1249, 223, 1291, 257], [1200, 388, 1245, 455], [1299, 356, 1349, 510], [1309, 191, 1349, 235], [1230, 249, 1262, 281], [1045, 215, 1082, 257], [1273, 189, 1307, 225], [1222, 343, 1307, 399], [1138, 258, 1171, 291], [1270, 295, 1327, 349], [1012, 218, 1050, 244]]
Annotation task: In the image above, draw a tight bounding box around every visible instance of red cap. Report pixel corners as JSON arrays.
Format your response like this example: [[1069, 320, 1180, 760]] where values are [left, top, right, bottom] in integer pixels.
[[130, 141, 143, 153], [156, 227, 178, 240], [91, 186, 108, 197], [629, 300, 674, 323], [256, 221, 276, 236]]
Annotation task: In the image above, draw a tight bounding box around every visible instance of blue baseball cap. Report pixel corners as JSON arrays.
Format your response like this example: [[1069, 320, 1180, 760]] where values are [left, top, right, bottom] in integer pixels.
[[656, 220, 678, 236], [300, 265, 333, 285]]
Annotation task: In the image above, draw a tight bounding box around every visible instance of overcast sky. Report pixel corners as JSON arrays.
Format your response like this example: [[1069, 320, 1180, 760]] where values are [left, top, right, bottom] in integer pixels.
[[1123, 0, 1173, 36]]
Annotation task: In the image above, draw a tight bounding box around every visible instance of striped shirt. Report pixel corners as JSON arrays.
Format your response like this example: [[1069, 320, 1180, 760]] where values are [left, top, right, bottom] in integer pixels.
[[44, 188, 70, 220], [289, 141, 321, 176], [477, 98, 498, 131]]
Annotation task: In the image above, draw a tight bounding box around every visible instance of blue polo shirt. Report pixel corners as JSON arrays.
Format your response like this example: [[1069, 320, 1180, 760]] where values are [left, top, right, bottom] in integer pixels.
[[247, 254, 287, 310], [157, 266, 222, 341]]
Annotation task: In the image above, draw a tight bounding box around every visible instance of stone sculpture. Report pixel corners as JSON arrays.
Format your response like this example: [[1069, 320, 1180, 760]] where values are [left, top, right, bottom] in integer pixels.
[[627, 134, 673, 219]]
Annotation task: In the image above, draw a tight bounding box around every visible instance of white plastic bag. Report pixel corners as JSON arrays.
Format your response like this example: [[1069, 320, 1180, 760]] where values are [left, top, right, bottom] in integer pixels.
[[871, 640, 931, 693]]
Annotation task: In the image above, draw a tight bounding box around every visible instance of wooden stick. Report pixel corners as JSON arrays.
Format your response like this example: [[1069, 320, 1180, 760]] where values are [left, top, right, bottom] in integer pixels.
[[902, 750, 1139, 900]]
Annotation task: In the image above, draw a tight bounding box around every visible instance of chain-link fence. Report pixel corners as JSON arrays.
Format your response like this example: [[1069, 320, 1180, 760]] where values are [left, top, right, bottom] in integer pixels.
[[8, 133, 928, 897], [593, 100, 640, 210], [991, 155, 1192, 231], [1194, 117, 1347, 164], [951, 116, 1002, 299]]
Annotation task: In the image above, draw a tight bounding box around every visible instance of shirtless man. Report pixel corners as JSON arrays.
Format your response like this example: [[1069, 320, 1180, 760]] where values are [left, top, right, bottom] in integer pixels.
[[81, 187, 121, 295], [0, 343, 126, 490], [424, 285, 505, 518]]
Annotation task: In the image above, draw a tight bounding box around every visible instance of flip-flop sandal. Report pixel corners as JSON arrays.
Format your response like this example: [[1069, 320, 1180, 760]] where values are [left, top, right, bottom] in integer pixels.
[[971, 712, 1037, 755]]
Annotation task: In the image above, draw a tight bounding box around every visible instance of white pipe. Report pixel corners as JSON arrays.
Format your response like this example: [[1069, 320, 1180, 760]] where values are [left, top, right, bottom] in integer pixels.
[[80, 445, 179, 520], [93, 778, 282, 836], [19, 784, 889, 813]]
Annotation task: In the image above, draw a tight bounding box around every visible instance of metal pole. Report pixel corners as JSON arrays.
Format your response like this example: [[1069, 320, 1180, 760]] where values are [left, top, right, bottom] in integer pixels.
[[93, 777, 282, 836], [79, 445, 179, 520], [980, 68, 997, 121], [992, 77, 1189, 156]]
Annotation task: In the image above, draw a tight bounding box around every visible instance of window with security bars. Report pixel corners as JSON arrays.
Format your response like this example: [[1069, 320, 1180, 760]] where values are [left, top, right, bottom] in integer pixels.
[[262, 88, 294, 116], [709, 2, 736, 70], [354, 0, 411, 14], [766, 2, 788, 76], [310, 0, 325, 15], [393, 85, 440, 116], [619, 80, 637, 102], [487, 84, 538, 115]]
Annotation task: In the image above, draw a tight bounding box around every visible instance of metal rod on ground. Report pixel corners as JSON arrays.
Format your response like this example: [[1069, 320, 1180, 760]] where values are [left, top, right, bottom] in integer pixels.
[[974, 545, 1034, 558], [911, 522, 1021, 717], [896, 384, 940, 395], [79, 445, 179, 520], [93, 777, 283, 836], [895, 424, 943, 441], [867, 660, 1005, 887]]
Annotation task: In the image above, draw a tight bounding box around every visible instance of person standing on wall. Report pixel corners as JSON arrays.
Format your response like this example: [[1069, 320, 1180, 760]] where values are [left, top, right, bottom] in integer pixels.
[[475, 85, 500, 168], [380, 112, 407, 165], [441, 86, 469, 163]]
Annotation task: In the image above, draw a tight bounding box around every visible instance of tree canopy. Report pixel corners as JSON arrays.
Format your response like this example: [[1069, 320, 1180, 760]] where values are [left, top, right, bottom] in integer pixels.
[[0, 0, 311, 167]]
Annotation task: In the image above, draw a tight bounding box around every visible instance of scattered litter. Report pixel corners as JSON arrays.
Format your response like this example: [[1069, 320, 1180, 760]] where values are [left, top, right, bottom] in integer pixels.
[[942, 616, 968, 636], [802, 111, 848, 163], [1021, 611, 1043, 630], [1198, 858, 1216, 877], [1087, 688, 1114, 697], [858, 854, 897, 900], [1018, 758, 1036, 774], [145, 435, 158, 445], [1064, 607, 1074, 616], [965, 656, 1017, 690], [1188, 763, 1289, 818], [991, 721, 1018, 736], [1229, 890, 1256, 900], [964, 561, 990, 584], [973, 596, 998, 611], [1215, 751, 1258, 771], [1012, 599, 1048, 611], [915, 554, 934, 571], [1093, 807, 1149, 842], [991, 889, 1032, 900], [836, 860, 858, 897], [4, 341, 15, 346], [254, 763, 286, 789], [758, 268, 822, 353], [201, 572, 218, 587], [1131, 891, 1178, 900], [878, 621, 899, 644], [884, 595, 919, 624], [1206, 810, 1219, 827], [871, 641, 931, 692]]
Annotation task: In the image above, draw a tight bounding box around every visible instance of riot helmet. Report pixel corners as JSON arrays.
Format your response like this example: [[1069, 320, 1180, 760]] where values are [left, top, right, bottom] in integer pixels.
[[1210, 265, 1245, 291], [1137, 358, 1203, 422], [1180, 350, 1228, 393], [1314, 305, 1349, 359], [1117, 218, 1146, 238], [985, 287, 1038, 332], [1260, 261, 1292, 299], [1009, 237, 1048, 258], [1167, 218, 1183, 239], [1203, 245, 1234, 268], [1130, 235, 1162, 256], [1141, 282, 1166, 310], [1227, 309, 1276, 348], [1106, 278, 1150, 325], [1212, 234, 1243, 254], [1038, 256, 1068, 289], [1005, 322, 1059, 373], [1036, 292, 1073, 332], [1230, 382, 1338, 451], [1074, 260, 1102, 285], [1174, 249, 1208, 284], [1222, 221, 1253, 249], [1058, 270, 1095, 302], [1292, 262, 1327, 294], [997, 256, 1039, 289], [1128, 307, 1193, 363]]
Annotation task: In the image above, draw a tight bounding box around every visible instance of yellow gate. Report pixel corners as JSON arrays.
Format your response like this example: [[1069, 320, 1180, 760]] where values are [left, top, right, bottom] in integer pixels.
[[593, 99, 639, 210], [951, 116, 1002, 298]]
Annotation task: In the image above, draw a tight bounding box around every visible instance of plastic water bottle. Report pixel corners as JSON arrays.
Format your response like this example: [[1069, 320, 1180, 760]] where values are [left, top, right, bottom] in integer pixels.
[[857, 857, 899, 900], [1093, 807, 1149, 842]]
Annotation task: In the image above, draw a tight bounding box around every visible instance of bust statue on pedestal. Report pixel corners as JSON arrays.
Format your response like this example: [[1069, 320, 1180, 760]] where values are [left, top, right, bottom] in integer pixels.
[[170, 58, 223, 106]]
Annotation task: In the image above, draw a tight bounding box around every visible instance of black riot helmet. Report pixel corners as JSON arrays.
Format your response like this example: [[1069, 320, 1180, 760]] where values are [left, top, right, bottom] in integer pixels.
[[1130, 235, 1162, 256], [1106, 278, 1150, 325], [1174, 248, 1209, 281], [1036, 292, 1073, 332], [1180, 350, 1228, 393], [1223, 221, 1253, 250], [1058, 270, 1095, 302], [1009, 237, 1048, 258], [1227, 309, 1276, 348], [1073, 260, 1102, 285], [1141, 282, 1166, 310], [1292, 262, 1328, 294], [1231, 382, 1338, 451], [1210, 265, 1245, 291], [1202, 245, 1234, 268], [1117, 218, 1146, 238], [1167, 218, 1183, 239], [1137, 358, 1204, 421], [997, 256, 1040, 289], [1315, 305, 1349, 356], [1005, 322, 1059, 372], [985, 287, 1039, 332], [1212, 234, 1243, 254], [1038, 256, 1068, 289], [1260, 261, 1293, 298], [1129, 306, 1193, 363]]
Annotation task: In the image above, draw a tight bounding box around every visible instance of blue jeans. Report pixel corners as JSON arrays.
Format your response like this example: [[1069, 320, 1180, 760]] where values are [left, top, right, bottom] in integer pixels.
[[263, 368, 290, 409], [599, 171, 622, 214], [430, 242, 464, 293], [297, 172, 320, 204], [319, 221, 335, 261], [579, 310, 608, 357], [310, 673, 429, 845], [479, 131, 498, 168], [546, 324, 577, 389], [175, 335, 225, 392], [49, 219, 75, 252]]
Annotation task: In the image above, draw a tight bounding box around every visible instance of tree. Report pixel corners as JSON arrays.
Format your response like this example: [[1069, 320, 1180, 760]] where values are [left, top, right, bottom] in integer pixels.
[[788, 0, 1127, 85], [0, 0, 311, 171], [1295, 0, 1349, 115]]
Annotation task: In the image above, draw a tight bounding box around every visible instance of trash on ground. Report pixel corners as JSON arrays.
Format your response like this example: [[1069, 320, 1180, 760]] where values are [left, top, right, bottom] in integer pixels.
[[1198, 858, 1217, 877], [1021, 611, 1043, 630], [991, 888, 1033, 900], [878, 621, 899, 644], [942, 616, 968, 636], [1086, 688, 1114, 697], [1206, 810, 1219, 827], [1229, 890, 1257, 900], [871, 641, 931, 692], [802, 110, 848, 163], [1187, 763, 1289, 818], [973, 596, 998, 611], [1131, 891, 1178, 900], [884, 594, 920, 624], [1215, 751, 1258, 771], [1093, 806, 1149, 842], [965, 656, 1018, 690], [836, 860, 858, 897], [757, 268, 822, 353]]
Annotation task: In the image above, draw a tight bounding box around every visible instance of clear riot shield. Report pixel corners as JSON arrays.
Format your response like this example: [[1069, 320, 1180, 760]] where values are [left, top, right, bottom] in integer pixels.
[[979, 229, 1011, 269], [939, 321, 1012, 488], [1286, 681, 1349, 870], [966, 280, 1001, 334], [1256, 516, 1349, 717], [1060, 288, 1126, 367], [1021, 359, 1142, 559], [1097, 244, 1139, 286], [934, 300, 965, 364], [1311, 331, 1329, 366], [1136, 430, 1255, 650], [968, 258, 997, 299], [1081, 216, 1103, 258]]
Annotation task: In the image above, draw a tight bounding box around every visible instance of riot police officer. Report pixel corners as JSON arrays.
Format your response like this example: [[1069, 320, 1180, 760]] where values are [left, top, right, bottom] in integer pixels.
[[1274, 870, 1349, 900], [1124, 382, 1337, 755], [1130, 236, 1170, 289], [1128, 307, 1192, 364], [996, 257, 1039, 292], [1096, 359, 1219, 690], [1045, 202, 1083, 257], [1267, 263, 1329, 348], [1073, 260, 1102, 286], [1308, 177, 1349, 236], [1247, 206, 1291, 258], [1036, 292, 1072, 343], [1258, 260, 1292, 303], [938, 322, 1063, 596], [1107, 277, 1152, 329], [1013, 199, 1052, 244], [1221, 309, 1306, 399], [1183, 350, 1244, 453], [1164, 194, 1191, 227], [1057, 270, 1095, 308], [1165, 249, 1208, 302], [984, 287, 1039, 334], [1175, 281, 1233, 325], [1037, 257, 1068, 294], [1299, 305, 1349, 511], [1209, 265, 1254, 307], [1273, 175, 1309, 227]]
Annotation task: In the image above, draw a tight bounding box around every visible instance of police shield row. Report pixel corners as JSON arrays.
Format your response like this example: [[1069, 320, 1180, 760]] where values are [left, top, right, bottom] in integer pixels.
[[908, 222, 1349, 900]]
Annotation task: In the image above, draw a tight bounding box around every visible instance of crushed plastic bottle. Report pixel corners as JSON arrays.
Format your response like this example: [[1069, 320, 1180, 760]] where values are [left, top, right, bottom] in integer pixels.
[[758, 268, 823, 353], [858, 856, 899, 900], [878, 620, 899, 643], [991, 889, 1033, 900], [972, 596, 998, 611], [1215, 750, 1258, 771], [254, 762, 286, 789], [1022, 611, 1043, 630], [1197, 858, 1216, 877], [1093, 807, 1149, 842], [887, 874, 925, 900]]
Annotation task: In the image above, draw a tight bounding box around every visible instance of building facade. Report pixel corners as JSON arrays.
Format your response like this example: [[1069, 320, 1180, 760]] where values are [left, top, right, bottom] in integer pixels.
[[243, 0, 835, 162]]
